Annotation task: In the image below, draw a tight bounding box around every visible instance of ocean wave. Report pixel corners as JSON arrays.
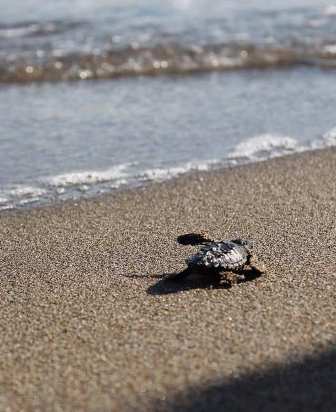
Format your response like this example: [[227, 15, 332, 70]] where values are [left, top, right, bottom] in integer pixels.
[[311, 126, 336, 149], [323, 5, 336, 17], [43, 160, 218, 190], [229, 129, 336, 163], [4, 185, 47, 197], [229, 134, 306, 161], [321, 127, 336, 147], [43, 163, 132, 187], [139, 160, 218, 181], [0, 160, 219, 210], [1, 42, 336, 84], [0, 185, 47, 210], [1, 130, 335, 211], [0, 20, 85, 38]]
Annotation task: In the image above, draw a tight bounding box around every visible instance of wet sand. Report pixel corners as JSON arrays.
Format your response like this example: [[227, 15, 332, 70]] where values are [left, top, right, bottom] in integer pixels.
[[0, 149, 335, 411]]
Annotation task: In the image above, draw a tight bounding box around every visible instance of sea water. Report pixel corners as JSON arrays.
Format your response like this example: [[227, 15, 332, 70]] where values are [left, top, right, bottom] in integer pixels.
[[1, 0, 336, 210]]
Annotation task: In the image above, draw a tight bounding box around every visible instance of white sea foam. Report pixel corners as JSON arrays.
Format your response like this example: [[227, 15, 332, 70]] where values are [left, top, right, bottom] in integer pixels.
[[44, 163, 132, 187], [0, 26, 36, 38], [323, 44, 336, 54], [311, 127, 336, 148], [323, 5, 336, 16], [2, 130, 336, 212], [140, 159, 218, 181], [0, 185, 47, 210], [18, 197, 42, 205], [229, 134, 305, 161], [0, 204, 14, 211], [2, 185, 47, 198]]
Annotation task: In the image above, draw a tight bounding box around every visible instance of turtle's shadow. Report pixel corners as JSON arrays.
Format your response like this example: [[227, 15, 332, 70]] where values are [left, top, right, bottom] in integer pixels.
[[147, 267, 262, 296]]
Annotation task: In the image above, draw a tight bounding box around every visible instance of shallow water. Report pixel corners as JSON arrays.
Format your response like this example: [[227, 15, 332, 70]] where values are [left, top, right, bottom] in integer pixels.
[[1, 1, 336, 210]]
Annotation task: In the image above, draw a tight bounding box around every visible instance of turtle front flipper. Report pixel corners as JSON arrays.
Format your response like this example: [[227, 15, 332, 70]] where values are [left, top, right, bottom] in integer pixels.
[[247, 255, 266, 275]]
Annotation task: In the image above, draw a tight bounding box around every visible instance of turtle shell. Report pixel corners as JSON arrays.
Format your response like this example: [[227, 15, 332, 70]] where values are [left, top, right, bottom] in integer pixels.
[[186, 240, 249, 271]]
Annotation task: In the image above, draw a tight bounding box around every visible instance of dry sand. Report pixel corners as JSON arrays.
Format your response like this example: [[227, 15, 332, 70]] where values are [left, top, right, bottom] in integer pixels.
[[0, 149, 335, 411]]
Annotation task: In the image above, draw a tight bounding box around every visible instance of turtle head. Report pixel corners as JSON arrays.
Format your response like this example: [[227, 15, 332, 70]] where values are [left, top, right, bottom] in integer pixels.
[[232, 238, 253, 252]]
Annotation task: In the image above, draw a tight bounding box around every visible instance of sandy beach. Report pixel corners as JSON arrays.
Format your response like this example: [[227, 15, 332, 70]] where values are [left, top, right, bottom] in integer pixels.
[[0, 148, 335, 411]]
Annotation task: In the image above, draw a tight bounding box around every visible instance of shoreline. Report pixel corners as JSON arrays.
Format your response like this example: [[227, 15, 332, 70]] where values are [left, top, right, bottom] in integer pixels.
[[0, 148, 335, 411], [0, 147, 333, 218]]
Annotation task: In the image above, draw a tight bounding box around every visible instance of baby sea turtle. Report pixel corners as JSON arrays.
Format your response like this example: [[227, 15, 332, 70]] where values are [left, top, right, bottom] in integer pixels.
[[170, 233, 264, 287]]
